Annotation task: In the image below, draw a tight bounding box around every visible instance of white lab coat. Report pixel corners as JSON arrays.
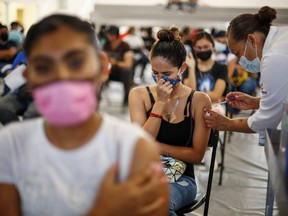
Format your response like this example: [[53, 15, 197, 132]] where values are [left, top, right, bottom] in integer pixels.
[[247, 26, 288, 144]]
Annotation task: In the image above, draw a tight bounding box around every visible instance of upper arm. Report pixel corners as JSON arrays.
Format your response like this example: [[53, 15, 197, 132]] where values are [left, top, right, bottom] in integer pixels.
[[128, 87, 148, 126], [123, 51, 134, 68], [0, 129, 21, 215], [192, 92, 212, 160], [128, 137, 169, 216], [0, 184, 21, 216], [212, 79, 226, 98]]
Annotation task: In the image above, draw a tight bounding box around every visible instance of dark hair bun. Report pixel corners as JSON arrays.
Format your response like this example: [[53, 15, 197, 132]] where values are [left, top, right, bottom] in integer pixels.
[[157, 27, 182, 42], [257, 6, 277, 26]]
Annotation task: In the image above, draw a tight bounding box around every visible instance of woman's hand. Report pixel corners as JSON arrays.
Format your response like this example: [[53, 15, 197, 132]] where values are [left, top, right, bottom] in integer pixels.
[[226, 92, 259, 110], [203, 108, 231, 131], [156, 79, 173, 104], [185, 52, 196, 69]]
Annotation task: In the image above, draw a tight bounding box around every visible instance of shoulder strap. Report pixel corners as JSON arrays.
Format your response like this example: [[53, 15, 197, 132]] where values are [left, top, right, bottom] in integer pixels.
[[184, 89, 195, 116], [146, 86, 155, 105]]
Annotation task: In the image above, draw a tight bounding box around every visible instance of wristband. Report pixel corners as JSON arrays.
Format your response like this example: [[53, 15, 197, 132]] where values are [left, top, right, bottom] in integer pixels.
[[149, 112, 163, 119]]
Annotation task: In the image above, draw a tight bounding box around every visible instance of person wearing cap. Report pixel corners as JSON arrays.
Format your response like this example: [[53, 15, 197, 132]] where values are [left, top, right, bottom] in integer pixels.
[[0, 25, 17, 70], [204, 6, 288, 145], [103, 25, 134, 106], [9, 21, 24, 48]]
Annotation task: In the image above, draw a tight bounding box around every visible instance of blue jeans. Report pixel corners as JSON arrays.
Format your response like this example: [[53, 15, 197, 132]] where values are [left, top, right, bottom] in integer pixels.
[[169, 175, 197, 216]]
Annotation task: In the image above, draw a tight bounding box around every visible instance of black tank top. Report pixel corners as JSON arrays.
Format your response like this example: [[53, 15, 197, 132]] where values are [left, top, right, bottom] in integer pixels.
[[146, 87, 195, 178]]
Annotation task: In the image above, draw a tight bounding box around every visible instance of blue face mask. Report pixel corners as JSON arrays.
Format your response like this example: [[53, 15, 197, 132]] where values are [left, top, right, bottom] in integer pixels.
[[239, 39, 261, 73], [152, 68, 181, 88], [214, 41, 227, 53]]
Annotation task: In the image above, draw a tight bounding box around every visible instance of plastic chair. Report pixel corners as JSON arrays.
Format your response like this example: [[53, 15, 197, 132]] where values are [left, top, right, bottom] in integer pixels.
[[176, 129, 219, 216]]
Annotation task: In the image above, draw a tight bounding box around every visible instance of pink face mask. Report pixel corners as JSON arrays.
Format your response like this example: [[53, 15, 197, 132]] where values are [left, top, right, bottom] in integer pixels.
[[33, 80, 97, 127]]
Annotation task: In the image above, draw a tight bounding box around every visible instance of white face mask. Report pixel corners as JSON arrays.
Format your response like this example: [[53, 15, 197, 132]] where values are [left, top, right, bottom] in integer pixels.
[[214, 41, 227, 53], [239, 39, 261, 73]]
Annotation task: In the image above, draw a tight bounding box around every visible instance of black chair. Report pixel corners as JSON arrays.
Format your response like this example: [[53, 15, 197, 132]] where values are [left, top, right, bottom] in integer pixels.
[[176, 129, 219, 216], [218, 84, 233, 186], [218, 103, 229, 186]]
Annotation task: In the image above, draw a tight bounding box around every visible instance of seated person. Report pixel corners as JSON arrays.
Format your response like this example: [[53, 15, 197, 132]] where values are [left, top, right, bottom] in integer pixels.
[[129, 27, 211, 216], [123, 26, 149, 83], [0, 14, 169, 215], [9, 21, 24, 48], [103, 25, 134, 106], [228, 61, 258, 114], [184, 31, 228, 105], [0, 25, 17, 71], [0, 51, 39, 125]]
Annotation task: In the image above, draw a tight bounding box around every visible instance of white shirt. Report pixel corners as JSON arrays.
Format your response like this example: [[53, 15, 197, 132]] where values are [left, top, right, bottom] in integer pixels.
[[123, 34, 145, 60], [248, 26, 288, 138], [0, 114, 147, 216]]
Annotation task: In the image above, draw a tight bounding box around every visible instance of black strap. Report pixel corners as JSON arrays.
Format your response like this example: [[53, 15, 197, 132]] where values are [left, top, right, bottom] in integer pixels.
[[184, 90, 195, 117], [146, 86, 155, 105]]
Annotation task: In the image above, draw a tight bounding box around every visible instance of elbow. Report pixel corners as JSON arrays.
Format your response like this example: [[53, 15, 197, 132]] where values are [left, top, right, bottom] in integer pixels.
[[185, 154, 203, 164], [194, 155, 204, 164]]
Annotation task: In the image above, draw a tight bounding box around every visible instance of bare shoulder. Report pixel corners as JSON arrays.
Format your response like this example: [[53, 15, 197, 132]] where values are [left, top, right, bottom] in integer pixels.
[[129, 86, 149, 96], [193, 91, 211, 106]]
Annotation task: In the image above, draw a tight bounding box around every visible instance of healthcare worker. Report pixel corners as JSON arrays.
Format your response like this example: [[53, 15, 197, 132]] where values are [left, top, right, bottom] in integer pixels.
[[203, 6, 288, 145]]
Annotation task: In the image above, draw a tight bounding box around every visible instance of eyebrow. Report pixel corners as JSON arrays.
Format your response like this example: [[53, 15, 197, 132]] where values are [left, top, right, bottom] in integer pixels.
[[30, 49, 87, 64], [63, 49, 87, 60], [152, 69, 174, 74]]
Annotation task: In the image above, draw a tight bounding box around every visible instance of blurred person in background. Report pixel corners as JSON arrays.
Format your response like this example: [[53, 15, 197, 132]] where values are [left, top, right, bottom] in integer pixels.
[[181, 26, 193, 55], [184, 31, 228, 104], [103, 25, 134, 106], [141, 27, 156, 52], [0, 51, 40, 125], [9, 21, 24, 49], [123, 26, 149, 84], [0, 25, 17, 71]]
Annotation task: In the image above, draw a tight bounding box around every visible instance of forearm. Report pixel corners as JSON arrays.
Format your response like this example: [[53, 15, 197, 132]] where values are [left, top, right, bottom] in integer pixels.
[[0, 49, 16, 59], [227, 118, 255, 133], [159, 143, 203, 164], [206, 91, 222, 103], [253, 97, 261, 109], [142, 102, 165, 137], [117, 60, 133, 69], [85, 206, 111, 216]]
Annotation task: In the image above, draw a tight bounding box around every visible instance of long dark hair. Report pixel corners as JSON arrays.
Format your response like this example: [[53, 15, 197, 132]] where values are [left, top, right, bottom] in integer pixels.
[[150, 26, 186, 68], [227, 6, 277, 41], [24, 14, 97, 56], [194, 31, 214, 47]]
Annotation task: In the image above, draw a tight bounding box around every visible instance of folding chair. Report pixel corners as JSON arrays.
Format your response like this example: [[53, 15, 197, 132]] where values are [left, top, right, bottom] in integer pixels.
[[176, 129, 219, 216]]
